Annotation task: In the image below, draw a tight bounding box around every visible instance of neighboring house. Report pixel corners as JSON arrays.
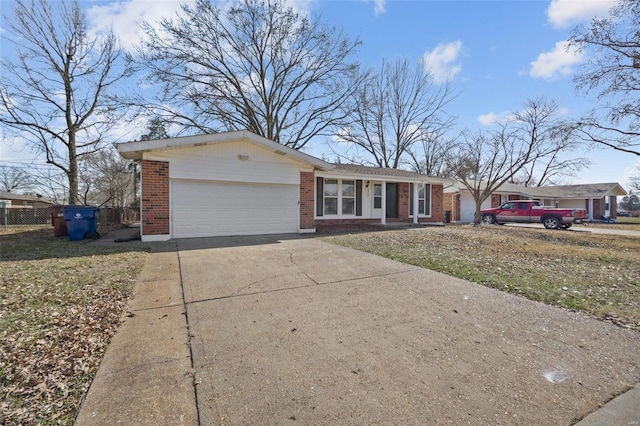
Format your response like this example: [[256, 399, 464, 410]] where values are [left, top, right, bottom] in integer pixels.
[[116, 131, 453, 241], [0, 191, 56, 208], [444, 182, 627, 223]]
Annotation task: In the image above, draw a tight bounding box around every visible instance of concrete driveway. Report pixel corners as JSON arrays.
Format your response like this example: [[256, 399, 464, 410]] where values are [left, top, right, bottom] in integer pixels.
[[77, 234, 640, 425]]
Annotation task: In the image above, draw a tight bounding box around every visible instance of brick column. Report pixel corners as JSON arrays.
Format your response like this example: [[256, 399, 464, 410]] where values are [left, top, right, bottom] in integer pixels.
[[431, 184, 444, 222], [141, 160, 170, 236], [299, 171, 315, 231]]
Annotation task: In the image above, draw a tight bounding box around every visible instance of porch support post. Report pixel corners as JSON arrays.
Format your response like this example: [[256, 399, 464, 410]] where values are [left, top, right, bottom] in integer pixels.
[[381, 182, 386, 225], [588, 198, 594, 221], [413, 182, 419, 224]]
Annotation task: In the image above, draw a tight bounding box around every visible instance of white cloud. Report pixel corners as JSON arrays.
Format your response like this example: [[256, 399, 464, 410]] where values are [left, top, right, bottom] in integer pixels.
[[86, 0, 192, 53], [530, 40, 584, 80], [86, 0, 316, 53], [477, 111, 512, 126], [373, 0, 386, 15], [422, 41, 463, 83], [546, 0, 616, 29]]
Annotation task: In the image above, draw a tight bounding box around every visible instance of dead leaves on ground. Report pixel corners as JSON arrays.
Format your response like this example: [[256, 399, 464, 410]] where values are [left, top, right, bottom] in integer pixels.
[[0, 227, 147, 425]]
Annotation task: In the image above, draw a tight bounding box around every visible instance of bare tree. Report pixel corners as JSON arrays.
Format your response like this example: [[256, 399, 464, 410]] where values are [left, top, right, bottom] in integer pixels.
[[448, 98, 585, 225], [0, 166, 34, 193], [335, 58, 456, 168], [29, 167, 69, 205], [79, 148, 135, 207], [510, 100, 590, 186], [631, 166, 640, 193], [569, 0, 640, 156], [0, 0, 135, 204], [447, 128, 519, 225], [137, 0, 361, 149], [406, 127, 458, 177]]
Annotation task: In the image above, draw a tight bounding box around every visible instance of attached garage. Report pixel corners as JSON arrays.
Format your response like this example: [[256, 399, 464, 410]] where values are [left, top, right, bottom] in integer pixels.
[[117, 131, 330, 241], [459, 193, 491, 223], [171, 180, 299, 238]]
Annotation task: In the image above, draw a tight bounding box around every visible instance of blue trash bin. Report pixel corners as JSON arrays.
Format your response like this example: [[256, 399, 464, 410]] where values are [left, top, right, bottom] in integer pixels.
[[62, 205, 100, 241]]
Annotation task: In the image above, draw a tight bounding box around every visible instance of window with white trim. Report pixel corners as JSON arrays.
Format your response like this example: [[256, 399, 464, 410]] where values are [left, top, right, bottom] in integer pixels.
[[341, 180, 355, 214], [323, 179, 356, 216], [410, 183, 431, 216], [373, 184, 382, 209], [324, 179, 338, 215]]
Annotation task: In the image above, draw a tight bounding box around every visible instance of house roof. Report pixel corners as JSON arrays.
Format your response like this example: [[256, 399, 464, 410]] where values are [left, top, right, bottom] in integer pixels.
[[446, 181, 627, 199], [0, 190, 56, 204], [524, 183, 627, 199], [324, 164, 456, 185], [116, 130, 458, 184], [116, 130, 332, 170]]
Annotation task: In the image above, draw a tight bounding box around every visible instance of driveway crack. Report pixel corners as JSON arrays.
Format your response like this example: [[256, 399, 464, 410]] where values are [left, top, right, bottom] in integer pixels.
[[287, 250, 320, 285], [177, 246, 202, 426], [185, 268, 419, 306]]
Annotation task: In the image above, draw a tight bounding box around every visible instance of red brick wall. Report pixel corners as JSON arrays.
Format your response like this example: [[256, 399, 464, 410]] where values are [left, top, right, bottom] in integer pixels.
[[591, 196, 616, 219], [443, 193, 460, 222], [592, 197, 605, 220], [299, 172, 315, 229], [425, 184, 444, 223], [398, 183, 410, 219], [397, 183, 444, 223], [141, 160, 170, 236], [491, 194, 501, 208]]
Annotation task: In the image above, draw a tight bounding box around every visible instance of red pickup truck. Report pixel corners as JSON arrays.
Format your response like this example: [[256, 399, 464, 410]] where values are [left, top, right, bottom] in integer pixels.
[[481, 200, 588, 229]]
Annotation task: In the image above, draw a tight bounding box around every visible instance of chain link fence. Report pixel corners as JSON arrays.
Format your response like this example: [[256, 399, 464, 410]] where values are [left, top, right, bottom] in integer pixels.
[[1, 207, 139, 226]]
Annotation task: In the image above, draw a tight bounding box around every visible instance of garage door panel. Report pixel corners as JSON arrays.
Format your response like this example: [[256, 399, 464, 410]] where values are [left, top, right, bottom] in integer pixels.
[[172, 181, 299, 238], [460, 195, 491, 223]]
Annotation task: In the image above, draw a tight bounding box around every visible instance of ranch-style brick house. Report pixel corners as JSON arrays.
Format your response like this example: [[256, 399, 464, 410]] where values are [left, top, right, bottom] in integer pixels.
[[444, 181, 627, 223], [117, 131, 453, 241]]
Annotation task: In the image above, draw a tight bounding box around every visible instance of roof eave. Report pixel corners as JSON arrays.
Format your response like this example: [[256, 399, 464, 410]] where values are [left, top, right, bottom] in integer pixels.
[[115, 130, 333, 170], [319, 169, 454, 184]]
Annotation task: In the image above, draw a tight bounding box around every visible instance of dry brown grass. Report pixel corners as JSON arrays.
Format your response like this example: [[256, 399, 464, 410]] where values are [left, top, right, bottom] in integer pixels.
[[326, 224, 640, 330], [0, 226, 148, 425]]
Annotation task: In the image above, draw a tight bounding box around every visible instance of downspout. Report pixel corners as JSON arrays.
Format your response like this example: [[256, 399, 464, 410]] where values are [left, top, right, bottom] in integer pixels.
[[452, 193, 456, 222]]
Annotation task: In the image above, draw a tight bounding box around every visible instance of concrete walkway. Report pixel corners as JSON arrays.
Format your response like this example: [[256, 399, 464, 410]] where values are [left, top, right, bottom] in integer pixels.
[[76, 241, 198, 425], [77, 234, 640, 425]]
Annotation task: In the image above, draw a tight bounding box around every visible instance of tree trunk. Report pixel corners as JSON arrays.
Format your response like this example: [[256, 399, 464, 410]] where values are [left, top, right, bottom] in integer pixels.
[[68, 131, 79, 204]]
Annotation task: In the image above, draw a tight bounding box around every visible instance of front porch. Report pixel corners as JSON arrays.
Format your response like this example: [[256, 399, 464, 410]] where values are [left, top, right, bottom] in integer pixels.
[[306, 164, 449, 233]]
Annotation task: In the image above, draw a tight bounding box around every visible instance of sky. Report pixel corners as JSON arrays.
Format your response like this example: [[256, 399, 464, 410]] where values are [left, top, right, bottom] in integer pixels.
[[1, 0, 639, 190]]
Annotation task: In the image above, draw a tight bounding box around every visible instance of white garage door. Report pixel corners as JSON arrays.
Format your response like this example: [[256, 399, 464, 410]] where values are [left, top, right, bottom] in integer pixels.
[[172, 181, 299, 238], [460, 194, 491, 223]]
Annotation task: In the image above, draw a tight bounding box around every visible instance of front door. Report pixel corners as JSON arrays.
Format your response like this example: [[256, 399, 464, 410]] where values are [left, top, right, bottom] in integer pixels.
[[386, 183, 398, 218]]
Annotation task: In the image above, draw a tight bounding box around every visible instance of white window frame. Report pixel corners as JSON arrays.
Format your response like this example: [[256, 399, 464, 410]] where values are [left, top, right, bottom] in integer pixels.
[[373, 184, 382, 209], [322, 179, 356, 217], [410, 183, 432, 217]]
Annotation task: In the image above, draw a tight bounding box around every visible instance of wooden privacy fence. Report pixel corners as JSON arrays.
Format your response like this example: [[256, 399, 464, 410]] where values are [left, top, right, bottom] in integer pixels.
[[0, 207, 139, 226]]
